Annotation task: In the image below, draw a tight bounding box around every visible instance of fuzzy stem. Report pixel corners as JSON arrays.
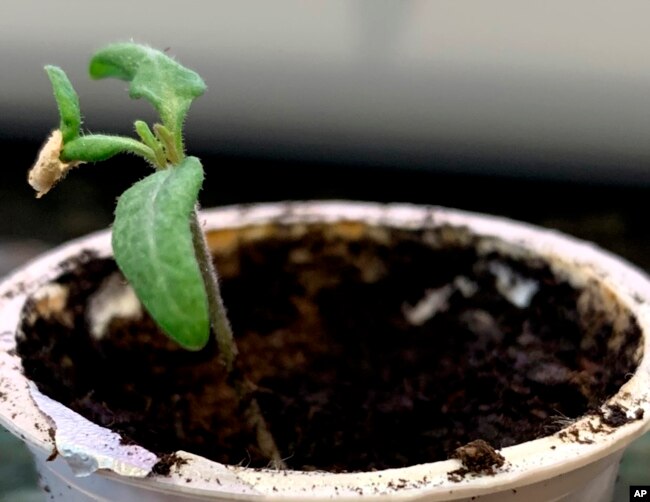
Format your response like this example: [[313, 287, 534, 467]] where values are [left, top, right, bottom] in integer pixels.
[[189, 208, 285, 468], [239, 381, 287, 469], [61, 135, 157, 165], [189, 209, 237, 371]]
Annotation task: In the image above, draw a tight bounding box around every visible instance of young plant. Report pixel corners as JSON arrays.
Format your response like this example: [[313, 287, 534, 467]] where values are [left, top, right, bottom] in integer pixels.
[[29, 42, 284, 467]]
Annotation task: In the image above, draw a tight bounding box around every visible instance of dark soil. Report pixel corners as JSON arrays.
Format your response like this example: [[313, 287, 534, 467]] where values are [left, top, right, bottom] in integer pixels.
[[16, 223, 642, 472], [598, 403, 643, 427], [150, 453, 188, 476], [448, 439, 505, 481]]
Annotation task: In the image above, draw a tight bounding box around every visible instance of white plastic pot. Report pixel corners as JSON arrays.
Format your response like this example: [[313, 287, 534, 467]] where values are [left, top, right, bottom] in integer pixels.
[[1, 202, 649, 502]]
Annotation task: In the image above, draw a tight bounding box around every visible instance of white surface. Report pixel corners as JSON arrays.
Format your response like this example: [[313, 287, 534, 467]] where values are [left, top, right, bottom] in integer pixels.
[[29, 385, 158, 477], [2, 2, 650, 182]]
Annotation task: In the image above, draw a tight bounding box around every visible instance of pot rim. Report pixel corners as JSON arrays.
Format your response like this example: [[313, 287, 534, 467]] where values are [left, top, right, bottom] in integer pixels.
[[1, 201, 649, 501]]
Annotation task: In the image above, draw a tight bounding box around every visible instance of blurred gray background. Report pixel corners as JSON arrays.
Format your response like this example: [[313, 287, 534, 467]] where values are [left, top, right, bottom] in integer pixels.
[[3, 1, 650, 184], [0, 2, 648, 500]]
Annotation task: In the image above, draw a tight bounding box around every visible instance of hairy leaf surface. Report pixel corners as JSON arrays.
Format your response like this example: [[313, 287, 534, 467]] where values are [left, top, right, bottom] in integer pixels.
[[89, 43, 206, 138], [112, 157, 208, 349], [62, 135, 153, 163], [45, 66, 81, 143]]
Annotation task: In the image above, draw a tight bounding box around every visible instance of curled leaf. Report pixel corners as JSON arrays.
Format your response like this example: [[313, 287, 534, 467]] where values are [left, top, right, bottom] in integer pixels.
[[89, 43, 206, 145], [28, 130, 82, 198], [45, 66, 81, 143]]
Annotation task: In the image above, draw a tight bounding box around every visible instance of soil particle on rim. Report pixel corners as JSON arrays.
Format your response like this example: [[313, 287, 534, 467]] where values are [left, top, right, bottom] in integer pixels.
[[15, 223, 643, 473], [1, 281, 28, 301], [47, 426, 58, 461], [598, 403, 641, 427], [558, 426, 594, 445], [150, 453, 188, 476], [46, 448, 58, 462], [447, 440, 505, 481], [56, 249, 99, 275], [555, 401, 646, 445]]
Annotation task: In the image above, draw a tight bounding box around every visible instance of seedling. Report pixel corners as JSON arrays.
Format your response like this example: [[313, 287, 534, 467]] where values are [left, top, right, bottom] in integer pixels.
[[29, 42, 283, 467]]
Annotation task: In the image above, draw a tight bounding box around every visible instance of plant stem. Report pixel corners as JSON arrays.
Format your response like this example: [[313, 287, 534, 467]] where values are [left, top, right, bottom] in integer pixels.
[[241, 383, 287, 469], [62, 135, 157, 165], [189, 209, 237, 371], [189, 208, 286, 469]]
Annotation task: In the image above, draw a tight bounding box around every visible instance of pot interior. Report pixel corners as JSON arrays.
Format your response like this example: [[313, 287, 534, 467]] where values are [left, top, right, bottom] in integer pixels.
[[16, 221, 643, 472]]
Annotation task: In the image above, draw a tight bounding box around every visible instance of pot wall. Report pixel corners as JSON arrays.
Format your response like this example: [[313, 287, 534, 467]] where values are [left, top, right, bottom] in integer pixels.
[[1, 202, 649, 501]]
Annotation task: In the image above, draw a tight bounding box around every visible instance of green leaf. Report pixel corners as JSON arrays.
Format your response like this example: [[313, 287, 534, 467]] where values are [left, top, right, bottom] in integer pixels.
[[45, 66, 81, 143], [62, 135, 154, 163], [89, 43, 206, 148], [112, 156, 209, 350]]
